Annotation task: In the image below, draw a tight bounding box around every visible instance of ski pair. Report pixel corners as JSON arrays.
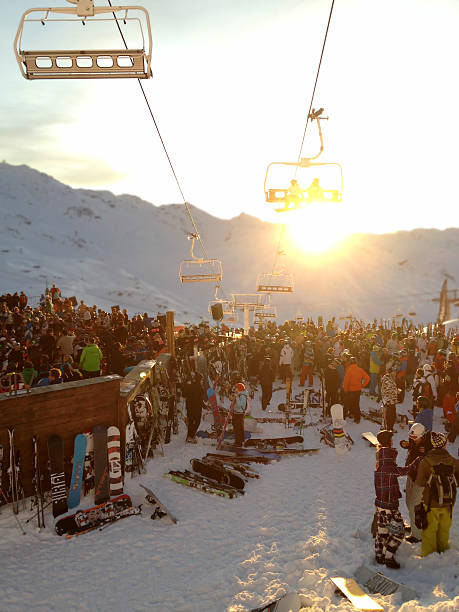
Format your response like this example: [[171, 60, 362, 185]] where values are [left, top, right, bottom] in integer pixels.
[[165, 470, 241, 499]]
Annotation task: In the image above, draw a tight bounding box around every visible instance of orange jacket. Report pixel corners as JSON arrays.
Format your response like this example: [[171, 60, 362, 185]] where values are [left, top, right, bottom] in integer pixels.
[[343, 363, 370, 392]]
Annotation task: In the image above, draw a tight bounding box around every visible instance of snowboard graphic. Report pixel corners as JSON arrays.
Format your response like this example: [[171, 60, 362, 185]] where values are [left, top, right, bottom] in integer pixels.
[[48, 434, 68, 518], [330, 404, 350, 455], [68, 434, 87, 509], [93, 425, 110, 504], [107, 426, 123, 497]]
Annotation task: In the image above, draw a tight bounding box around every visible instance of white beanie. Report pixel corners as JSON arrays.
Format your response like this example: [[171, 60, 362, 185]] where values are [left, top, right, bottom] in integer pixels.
[[409, 422, 426, 439]]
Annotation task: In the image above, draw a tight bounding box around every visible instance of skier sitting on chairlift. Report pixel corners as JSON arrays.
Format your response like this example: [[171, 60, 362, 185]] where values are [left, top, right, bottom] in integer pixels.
[[283, 179, 304, 211], [306, 177, 325, 202]]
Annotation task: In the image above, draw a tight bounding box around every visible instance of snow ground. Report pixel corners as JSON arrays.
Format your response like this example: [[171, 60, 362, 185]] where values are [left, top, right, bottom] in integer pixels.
[[0, 378, 458, 612]]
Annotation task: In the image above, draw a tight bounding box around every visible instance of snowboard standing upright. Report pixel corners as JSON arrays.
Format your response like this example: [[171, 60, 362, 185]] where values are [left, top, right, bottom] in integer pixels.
[[68, 434, 87, 509], [93, 425, 110, 504], [48, 434, 68, 518], [330, 404, 350, 455], [107, 426, 123, 497]]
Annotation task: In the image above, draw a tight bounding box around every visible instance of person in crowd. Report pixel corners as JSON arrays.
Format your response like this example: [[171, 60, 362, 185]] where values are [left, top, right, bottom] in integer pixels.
[[21, 359, 37, 388], [373, 429, 421, 569], [343, 356, 370, 423], [279, 339, 294, 383], [324, 358, 341, 418], [182, 370, 206, 443], [79, 337, 102, 378], [414, 432, 459, 557], [300, 340, 315, 387], [369, 345, 383, 398], [259, 356, 274, 411], [399, 423, 431, 543], [232, 382, 249, 447], [415, 395, 434, 432], [37, 367, 63, 386], [381, 364, 399, 432], [56, 330, 76, 360], [62, 361, 83, 383]]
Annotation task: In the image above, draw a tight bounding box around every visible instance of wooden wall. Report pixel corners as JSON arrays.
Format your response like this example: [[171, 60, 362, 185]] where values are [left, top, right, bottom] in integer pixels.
[[0, 376, 121, 498]]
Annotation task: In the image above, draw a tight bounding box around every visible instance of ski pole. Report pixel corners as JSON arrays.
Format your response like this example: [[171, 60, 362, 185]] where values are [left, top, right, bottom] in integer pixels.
[[0, 488, 26, 535], [25, 499, 52, 524]]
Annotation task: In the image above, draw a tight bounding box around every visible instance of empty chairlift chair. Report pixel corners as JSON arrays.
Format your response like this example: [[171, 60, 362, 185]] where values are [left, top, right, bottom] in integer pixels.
[[179, 234, 223, 284], [257, 272, 294, 294], [14, 0, 153, 80]]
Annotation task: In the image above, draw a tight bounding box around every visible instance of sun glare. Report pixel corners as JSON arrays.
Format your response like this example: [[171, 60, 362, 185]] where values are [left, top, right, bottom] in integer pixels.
[[283, 203, 351, 254]]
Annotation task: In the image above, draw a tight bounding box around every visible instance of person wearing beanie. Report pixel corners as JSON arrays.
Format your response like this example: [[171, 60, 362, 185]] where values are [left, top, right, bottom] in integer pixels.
[[373, 430, 421, 569], [232, 382, 249, 447], [414, 432, 459, 557], [399, 423, 432, 542]]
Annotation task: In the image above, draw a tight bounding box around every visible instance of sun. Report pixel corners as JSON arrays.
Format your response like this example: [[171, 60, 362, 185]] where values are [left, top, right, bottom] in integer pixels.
[[283, 203, 352, 254]]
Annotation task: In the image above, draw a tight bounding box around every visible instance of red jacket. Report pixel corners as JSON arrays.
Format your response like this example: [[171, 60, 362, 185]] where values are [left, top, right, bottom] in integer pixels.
[[344, 363, 370, 392]]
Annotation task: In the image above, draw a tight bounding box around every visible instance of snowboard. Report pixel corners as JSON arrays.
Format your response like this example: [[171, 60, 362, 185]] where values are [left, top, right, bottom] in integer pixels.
[[139, 484, 177, 523], [93, 425, 110, 504], [66, 505, 141, 539], [354, 565, 418, 602], [219, 445, 281, 461], [48, 434, 68, 518], [107, 426, 123, 497], [206, 451, 272, 465], [244, 435, 303, 448], [251, 592, 302, 612], [83, 432, 94, 496], [164, 470, 239, 499], [361, 432, 378, 447], [191, 458, 245, 490], [68, 434, 87, 509], [55, 493, 134, 536], [330, 404, 350, 455], [330, 576, 383, 611]]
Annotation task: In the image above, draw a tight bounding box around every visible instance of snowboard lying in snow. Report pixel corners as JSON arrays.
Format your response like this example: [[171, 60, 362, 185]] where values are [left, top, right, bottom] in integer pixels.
[[140, 484, 177, 523], [331, 576, 383, 611], [251, 592, 303, 612], [354, 565, 418, 602], [244, 435, 303, 448], [361, 432, 378, 447], [190, 458, 245, 491]]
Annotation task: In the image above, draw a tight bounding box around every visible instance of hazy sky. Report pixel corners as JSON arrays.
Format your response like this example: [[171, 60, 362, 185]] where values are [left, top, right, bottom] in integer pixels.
[[2, 0, 459, 253]]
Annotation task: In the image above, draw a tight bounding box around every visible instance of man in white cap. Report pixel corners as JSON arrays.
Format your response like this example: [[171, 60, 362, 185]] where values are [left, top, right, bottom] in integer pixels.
[[400, 422, 431, 542], [415, 432, 459, 556]]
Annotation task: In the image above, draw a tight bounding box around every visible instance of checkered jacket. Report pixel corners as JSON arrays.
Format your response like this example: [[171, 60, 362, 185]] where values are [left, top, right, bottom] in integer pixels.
[[374, 447, 419, 510]]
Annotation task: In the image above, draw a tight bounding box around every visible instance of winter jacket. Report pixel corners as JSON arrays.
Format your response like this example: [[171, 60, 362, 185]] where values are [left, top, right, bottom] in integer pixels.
[[381, 373, 398, 406], [259, 362, 274, 388], [79, 344, 102, 372], [302, 346, 314, 366], [369, 351, 382, 374], [374, 446, 419, 510], [324, 367, 341, 393], [21, 366, 37, 386], [343, 364, 370, 392], [404, 434, 432, 480], [279, 345, 294, 365], [415, 408, 433, 432], [233, 390, 248, 414], [415, 448, 459, 508]]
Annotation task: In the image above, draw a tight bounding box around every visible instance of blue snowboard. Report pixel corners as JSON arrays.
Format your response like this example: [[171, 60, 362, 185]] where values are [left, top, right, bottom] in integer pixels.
[[68, 434, 87, 509]]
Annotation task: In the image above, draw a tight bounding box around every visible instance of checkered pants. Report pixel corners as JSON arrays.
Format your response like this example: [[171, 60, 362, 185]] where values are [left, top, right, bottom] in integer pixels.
[[374, 507, 404, 561]]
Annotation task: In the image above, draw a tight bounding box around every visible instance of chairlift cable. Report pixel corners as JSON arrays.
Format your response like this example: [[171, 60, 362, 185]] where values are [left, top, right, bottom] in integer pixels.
[[296, 0, 336, 165], [107, 0, 208, 259]]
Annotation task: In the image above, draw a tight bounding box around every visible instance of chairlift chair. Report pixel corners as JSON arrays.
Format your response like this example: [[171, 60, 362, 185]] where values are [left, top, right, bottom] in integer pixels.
[[179, 234, 223, 284], [254, 304, 277, 319], [14, 0, 153, 79], [208, 299, 234, 317], [264, 109, 343, 212], [257, 272, 294, 294], [231, 293, 262, 309]]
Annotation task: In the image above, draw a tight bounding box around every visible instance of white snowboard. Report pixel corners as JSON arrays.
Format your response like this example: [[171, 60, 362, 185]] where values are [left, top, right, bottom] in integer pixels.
[[330, 404, 350, 455]]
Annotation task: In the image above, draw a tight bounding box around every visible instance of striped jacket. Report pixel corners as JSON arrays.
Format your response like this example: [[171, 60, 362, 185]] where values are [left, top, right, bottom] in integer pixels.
[[381, 373, 398, 405]]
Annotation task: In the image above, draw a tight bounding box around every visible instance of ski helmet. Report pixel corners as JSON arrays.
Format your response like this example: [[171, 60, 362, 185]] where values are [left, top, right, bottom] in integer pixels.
[[409, 422, 426, 439]]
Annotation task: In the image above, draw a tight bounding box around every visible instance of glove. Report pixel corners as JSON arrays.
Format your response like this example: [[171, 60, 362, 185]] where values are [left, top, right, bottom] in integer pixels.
[[414, 503, 428, 530]]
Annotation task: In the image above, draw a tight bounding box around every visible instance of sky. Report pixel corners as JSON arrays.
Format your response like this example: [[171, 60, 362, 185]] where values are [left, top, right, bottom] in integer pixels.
[[1, 0, 459, 254]]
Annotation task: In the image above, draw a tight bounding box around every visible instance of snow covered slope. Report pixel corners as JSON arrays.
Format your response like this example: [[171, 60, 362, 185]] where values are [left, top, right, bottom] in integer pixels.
[[1, 162, 458, 323]]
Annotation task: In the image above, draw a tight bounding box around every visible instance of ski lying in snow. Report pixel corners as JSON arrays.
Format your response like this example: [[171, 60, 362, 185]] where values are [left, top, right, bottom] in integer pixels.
[[190, 458, 245, 490], [55, 493, 133, 536], [361, 432, 379, 447], [354, 565, 418, 602], [165, 470, 239, 499], [330, 576, 383, 611], [206, 451, 272, 465], [244, 435, 303, 448], [139, 484, 177, 523], [219, 445, 281, 460], [65, 505, 141, 539], [265, 447, 319, 455], [204, 457, 260, 479], [251, 592, 303, 612]]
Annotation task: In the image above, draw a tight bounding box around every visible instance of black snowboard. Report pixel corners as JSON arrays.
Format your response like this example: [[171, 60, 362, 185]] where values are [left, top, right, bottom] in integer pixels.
[[48, 434, 68, 518], [244, 435, 303, 448], [191, 458, 245, 491], [55, 493, 132, 536], [93, 425, 110, 505]]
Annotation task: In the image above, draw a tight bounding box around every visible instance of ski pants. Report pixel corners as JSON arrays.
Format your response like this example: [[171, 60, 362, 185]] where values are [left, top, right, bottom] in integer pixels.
[[382, 403, 396, 431], [369, 373, 378, 395], [375, 507, 404, 561], [232, 413, 245, 447], [422, 506, 452, 557], [405, 477, 423, 539], [186, 404, 202, 439], [261, 385, 272, 410], [347, 390, 361, 422], [279, 364, 292, 382], [300, 365, 314, 386]]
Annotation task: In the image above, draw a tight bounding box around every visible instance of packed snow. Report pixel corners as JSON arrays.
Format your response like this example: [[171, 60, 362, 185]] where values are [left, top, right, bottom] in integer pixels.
[[1, 378, 458, 611]]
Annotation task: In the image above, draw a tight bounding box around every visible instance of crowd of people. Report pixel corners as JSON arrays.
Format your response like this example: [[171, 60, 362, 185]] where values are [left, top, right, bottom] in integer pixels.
[[1, 288, 458, 563]]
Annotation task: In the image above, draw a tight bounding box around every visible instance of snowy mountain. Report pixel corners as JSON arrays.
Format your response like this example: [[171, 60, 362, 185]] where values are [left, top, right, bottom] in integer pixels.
[[1, 161, 458, 324]]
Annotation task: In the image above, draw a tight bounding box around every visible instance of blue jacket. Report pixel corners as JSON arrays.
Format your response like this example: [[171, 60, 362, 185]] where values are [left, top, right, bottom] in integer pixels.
[[233, 391, 248, 414], [415, 408, 433, 432]]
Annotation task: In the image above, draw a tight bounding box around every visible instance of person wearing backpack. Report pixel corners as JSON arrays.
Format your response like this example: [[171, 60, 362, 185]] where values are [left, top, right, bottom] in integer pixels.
[[414, 432, 459, 557]]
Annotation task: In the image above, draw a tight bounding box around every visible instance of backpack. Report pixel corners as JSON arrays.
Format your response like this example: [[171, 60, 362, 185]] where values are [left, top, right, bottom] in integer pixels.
[[424, 457, 457, 510], [422, 379, 433, 400]]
